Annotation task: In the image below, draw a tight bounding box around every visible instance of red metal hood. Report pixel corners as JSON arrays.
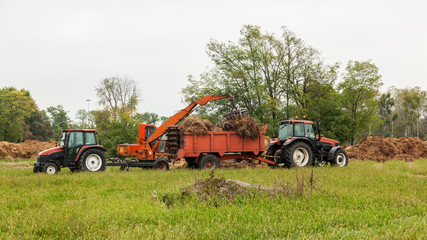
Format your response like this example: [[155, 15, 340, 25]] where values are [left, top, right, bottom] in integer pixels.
[[38, 146, 63, 156], [319, 137, 339, 146]]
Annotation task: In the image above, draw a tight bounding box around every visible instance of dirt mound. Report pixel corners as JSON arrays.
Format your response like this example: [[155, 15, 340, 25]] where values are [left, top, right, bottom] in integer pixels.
[[219, 114, 260, 139], [182, 114, 260, 139], [344, 136, 427, 162], [182, 116, 213, 135], [0, 139, 56, 160]]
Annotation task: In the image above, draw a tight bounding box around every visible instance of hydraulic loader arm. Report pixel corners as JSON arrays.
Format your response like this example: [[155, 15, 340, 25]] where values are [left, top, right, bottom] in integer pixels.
[[147, 94, 234, 143]]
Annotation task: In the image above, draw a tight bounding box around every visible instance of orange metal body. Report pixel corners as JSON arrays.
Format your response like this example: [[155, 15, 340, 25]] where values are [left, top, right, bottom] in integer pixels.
[[117, 94, 234, 160], [176, 125, 274, 165]]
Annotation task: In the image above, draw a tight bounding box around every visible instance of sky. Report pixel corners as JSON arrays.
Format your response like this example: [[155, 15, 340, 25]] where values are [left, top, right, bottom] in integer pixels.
[[0, 0, 426, 120]]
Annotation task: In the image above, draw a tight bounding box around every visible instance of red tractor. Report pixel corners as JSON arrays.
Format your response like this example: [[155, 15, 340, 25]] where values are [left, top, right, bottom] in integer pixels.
[[33, 129, 107, 174], [266, 118, 348, 167]]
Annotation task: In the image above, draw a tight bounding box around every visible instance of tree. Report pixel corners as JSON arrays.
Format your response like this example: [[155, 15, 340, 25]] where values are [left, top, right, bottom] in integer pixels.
[[46, 105, 71, 139], [95, 76, 139, 119], [75, 109, 94, 129], [377, 92, 395, 137], [93, 77, 141, 157], [0, 87, 35, 142], [182, 25, 336, 135], [393, 87, 426, 138], [338, 60, 383, 144], [135, 112, 161, 125], [23, 109, 54, 141]]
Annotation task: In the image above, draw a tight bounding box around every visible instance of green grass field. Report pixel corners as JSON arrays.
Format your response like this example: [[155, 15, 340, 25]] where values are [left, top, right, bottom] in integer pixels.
[[0, 159, 426, 239]]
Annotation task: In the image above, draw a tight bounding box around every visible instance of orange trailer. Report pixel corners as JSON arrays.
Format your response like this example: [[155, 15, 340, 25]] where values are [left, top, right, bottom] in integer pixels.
[[172, 125, 275, 169]]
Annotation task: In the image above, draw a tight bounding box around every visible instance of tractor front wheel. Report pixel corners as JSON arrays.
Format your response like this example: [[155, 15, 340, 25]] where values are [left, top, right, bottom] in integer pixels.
[[42, 162, 60, 175], [198, 154, 220, 170], [331, 149, 348, 167], [79, 149, 107, 172], [285, 142, 313, 167]]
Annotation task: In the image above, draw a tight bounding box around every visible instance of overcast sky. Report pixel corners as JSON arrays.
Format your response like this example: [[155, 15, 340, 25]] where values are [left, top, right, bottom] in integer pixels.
[[1, 0, 426, 120]]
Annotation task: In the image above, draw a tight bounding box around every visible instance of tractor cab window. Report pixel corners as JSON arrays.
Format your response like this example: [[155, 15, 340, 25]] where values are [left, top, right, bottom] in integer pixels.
[[145, 126, 156, 140], [305, 124, 315, 139], [278, 123, 292, 141], [85, 132, 97, 145], [59, 132, 66, 146], [294, 123, 305, 137]]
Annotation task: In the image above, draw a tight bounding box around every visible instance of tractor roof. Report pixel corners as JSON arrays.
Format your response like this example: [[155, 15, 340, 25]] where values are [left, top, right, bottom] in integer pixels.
[[279, 120, 313, 124], [62, 129, 97, 133]]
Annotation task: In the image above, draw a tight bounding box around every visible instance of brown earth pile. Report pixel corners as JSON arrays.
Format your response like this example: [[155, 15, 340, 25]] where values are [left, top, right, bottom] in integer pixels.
[[182, 116, 213, 135], [344, 136, 427, 162], [0, 139, 56, 160], [219, 114, 260, 139], [182, 114, 260, 139]]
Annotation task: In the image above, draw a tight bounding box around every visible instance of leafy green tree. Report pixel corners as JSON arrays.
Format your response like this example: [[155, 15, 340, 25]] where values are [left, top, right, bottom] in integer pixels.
[[377, 92, 395, 137], [393, 87, 426, 138], [182, 25, 337, 135], [135, 112, 160, 125], [75, 109, 94, 129], [0, 87, 35, 142], [23, 110, 54, 141], [46, 105, 71, 139], [338, 60, 383, 144]]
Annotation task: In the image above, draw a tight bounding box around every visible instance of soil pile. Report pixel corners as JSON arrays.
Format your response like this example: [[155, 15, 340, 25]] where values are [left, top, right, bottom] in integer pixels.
[[0, 140, 56, 160], [345, 136, 427, 162], [219, 114, 260, 139], [181, 114, 260, 139], [182, 116, 213, 135]]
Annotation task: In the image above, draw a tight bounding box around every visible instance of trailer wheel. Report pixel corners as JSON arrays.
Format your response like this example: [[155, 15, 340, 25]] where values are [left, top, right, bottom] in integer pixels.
[[79, 149, 107, 172], [153, 159, 169, 171], [42, 162, 59, 175], [331, 149, 348, 167], [198, 154, 220, 170], [284, 142, 313, 167]]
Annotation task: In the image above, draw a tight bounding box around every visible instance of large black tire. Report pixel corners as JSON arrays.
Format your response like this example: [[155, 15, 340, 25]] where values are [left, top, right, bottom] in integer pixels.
[[42, 162, 60, 175], [79, 149, 107, 172], [153, 159, 169, 171], [331, 148, 348, 167], [284, 142, 313, 168], [198, 154, 220, 170]]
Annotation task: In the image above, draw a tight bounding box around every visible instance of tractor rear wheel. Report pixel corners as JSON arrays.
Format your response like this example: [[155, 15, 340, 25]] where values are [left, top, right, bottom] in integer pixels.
[[198, 154, 220, 170], [79, 149, 107, 172], [284, 142, 313, 167], [153, 159, 169, 170], [331, 149, 348, 167], [42, 162, 60, 175]]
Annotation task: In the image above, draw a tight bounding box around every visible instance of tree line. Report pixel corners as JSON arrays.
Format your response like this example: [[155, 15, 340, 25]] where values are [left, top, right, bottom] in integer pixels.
[[0, 25, 425, 148], [181, 25, 426, 144]]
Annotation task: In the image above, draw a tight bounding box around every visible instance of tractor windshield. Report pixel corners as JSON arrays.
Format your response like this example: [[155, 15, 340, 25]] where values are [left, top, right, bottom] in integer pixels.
[[278, 123, 293, 141]]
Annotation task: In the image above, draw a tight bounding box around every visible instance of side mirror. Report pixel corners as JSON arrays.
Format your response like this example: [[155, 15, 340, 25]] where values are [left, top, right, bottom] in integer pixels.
[[316, 118, 321, 141]]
